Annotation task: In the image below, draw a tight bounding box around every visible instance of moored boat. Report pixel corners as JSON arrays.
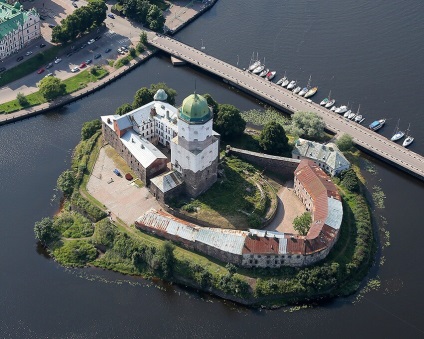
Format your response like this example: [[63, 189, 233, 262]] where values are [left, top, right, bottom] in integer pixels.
[[348, 111, 356, 120], [276, 71, 287, 85], [335, 105, 347, 114], [266, 70, 276, 80], [325, 99, 336, 108], [282, 78, 290, 87], [320, 90, 332, 106], [330, 106, 337, 112], [402, 124, 414, 147], [293, 86, 301, 94], [390, 119, 405, 141], [298, 87, 308, 96], [354, 114, 363, 122], [252, 64, 264, 74], [248, 60, 261, 72], [259, 68, 269, 77], [304, 86, 318, 98], [287, 80, 296, 90], [343, 110, 351, 118], [369, 119, 386, 131]]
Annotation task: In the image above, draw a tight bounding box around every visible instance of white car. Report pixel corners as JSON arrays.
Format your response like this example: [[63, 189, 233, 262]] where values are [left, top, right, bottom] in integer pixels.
[[54, 58, 62, 64], [44, 73, 53, 78], [71, 67, 80, 73], [25, 51, 33, 56], [88, 39, 95, 45]]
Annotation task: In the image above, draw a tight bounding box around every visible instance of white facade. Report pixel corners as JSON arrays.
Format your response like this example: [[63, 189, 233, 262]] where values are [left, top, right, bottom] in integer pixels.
[[171, 140, 219, 174], [0, 3, 40, 60]]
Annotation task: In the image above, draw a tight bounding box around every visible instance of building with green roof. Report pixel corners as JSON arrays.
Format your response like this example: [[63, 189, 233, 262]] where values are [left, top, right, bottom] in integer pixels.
[[0, 0, 40, 60]]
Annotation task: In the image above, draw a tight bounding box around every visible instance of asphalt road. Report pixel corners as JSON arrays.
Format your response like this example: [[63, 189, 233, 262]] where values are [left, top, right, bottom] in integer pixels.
[[150, 34, 424, 181]]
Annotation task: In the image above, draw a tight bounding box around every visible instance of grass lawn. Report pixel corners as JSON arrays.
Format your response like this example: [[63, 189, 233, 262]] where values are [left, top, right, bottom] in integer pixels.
[[176, 156, 276, 230], [0, 67, 109, 114]]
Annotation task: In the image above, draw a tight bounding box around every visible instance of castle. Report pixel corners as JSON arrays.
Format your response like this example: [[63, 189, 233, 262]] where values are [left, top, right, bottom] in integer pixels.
[[101, 90, 219, 202]]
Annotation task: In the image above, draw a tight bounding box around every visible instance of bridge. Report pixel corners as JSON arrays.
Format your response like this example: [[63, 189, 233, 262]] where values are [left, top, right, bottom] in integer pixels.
[[149, 34, 424, 182]]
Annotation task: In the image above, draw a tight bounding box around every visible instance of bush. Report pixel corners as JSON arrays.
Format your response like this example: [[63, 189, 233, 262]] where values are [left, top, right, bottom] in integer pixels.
[[336, 134, 353, 152], [81, 119, 101, 140], [57, 170, 76, 198], [34, 217, 59, 245], [71, 192, 107, 221], [17, 92, 29, 107], [53, 240, 97, 267], [340, 169, 359, 192], [93, 219, 117, 248], [54, 211, 94, 238]]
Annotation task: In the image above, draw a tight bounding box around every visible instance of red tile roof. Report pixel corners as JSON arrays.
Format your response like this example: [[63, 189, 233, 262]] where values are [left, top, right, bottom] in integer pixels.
[[242, 236, 279, 254]]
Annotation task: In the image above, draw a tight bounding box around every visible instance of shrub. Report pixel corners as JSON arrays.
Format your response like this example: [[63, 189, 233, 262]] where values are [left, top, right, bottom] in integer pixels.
[[53, 240, 97, 267], [17, 92, 29, 107], [71, 192, 107, 221], [57, 170, 76, 198], [34, 217, 59, 245]]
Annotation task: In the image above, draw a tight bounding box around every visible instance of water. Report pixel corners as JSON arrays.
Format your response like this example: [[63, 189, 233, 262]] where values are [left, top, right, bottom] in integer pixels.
[[1, 0, 424, 337]]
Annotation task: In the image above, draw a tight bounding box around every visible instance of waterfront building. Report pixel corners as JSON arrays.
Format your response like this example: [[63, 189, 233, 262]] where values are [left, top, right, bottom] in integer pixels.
[[0, 0, 40, 60], [101, 90, 219, 200], [135, 159, 343, 268], [292, 138, 350, 176]]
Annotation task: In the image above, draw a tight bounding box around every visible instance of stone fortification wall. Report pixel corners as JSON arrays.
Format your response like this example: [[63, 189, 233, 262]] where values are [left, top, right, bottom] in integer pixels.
[[227, 147, 300, 178]]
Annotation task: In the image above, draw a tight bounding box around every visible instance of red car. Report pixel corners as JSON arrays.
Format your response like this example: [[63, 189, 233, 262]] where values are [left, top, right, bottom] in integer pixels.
[[79, 62, 87, 68], [37, 68, 45, 74]]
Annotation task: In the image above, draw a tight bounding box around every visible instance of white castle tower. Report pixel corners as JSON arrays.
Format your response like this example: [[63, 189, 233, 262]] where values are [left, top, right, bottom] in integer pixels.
[[171, 93, 219, 197]]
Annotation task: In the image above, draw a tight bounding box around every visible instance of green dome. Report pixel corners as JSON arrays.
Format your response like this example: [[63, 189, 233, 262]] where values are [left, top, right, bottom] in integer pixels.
[[179, 93, 212, 123]]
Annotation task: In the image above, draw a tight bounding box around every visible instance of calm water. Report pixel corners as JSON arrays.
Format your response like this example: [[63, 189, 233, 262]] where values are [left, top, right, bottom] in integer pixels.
[[1, 0, 424, 337]]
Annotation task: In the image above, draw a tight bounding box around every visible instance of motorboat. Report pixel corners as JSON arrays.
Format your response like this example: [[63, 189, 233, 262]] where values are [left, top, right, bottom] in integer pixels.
[[287, 80, 297, 90], [298, 87, 308, 96], [325, 99, 336, 108], [354, 114, 363, 122], [348, 111, 356, 120], [335, 105, 348, 114], [390, 119, 405, 141], [276, 71, 287, 85], [259, 68, 269, 77], [252, 64, 264, 74], [266, 70, 276, 80], [369, 119, 386, 131], [304, 86, 318, 98], [282, 78, 290, 87], [402, 124, 414, 147], [330, 106, 337, 112], [293, 86, 301, 94]]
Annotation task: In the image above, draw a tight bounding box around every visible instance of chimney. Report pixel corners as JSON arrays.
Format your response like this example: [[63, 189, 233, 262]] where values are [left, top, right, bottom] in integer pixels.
[[166, 110, 170, 120]]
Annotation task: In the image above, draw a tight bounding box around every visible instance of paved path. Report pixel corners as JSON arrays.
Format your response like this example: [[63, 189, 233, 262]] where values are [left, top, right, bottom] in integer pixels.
[[150, 35, 424, 181]]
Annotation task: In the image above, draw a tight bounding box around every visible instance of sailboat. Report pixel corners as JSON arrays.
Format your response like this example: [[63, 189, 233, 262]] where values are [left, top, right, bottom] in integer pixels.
[[390, 119, 405, 141], [287, 80, 297, 90], [402, 124, 414, 147], [299, 75, 312, 96], [293, 86, 301, 94], [325, 90, 336, 108], [354, 105, 363, 122], [276, 71, 287, 85], [248, 52, 261, 71], [320, 90, 331, 106]]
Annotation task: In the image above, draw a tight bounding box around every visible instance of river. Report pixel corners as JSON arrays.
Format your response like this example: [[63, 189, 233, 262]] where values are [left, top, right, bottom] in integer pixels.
[[1, 0, 424, 337]]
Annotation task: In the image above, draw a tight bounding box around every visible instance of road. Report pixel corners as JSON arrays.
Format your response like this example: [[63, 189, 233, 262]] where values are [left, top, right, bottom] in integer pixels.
[[150, 34, 424, 181]]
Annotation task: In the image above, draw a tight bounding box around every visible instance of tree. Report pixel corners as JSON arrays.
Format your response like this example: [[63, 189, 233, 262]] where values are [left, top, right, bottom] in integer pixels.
[[140, 31, 148, 45], [340, 168, 359, 192], [93, 219, 116, 248], [137, 0, 151, 23], [57, 170, 76, 198], [293, 212, 312, 236], [155, 241, 175, 278], [34, 217, 59, 245], [123, 0, 139, 20], [146, 4, 165, 32], [149, 83, 177, 105], [88, 0, 107, 26], [214, 104, 246, 140], [132, 87, 153, 108], [115, 103, 133, 116], [203, 93, 219, 118], [259, 121, 289, 155], [225, 263, 237, 277], [39, 77, 66, 101], [290, 111, 325, 140], [17, 92, 29, 107], [81, 119, 101, 140], [336, 134, 353, 152]]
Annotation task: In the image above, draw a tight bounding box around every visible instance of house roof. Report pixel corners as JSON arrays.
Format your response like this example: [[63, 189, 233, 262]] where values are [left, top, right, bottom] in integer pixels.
[[292, 138, 350, 172], [150, 170, 184, 193], [0, 1, 38, 40]]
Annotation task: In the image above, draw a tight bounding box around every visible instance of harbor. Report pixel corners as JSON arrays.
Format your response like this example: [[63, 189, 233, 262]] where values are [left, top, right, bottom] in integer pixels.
[[150, 34, 424, 181]]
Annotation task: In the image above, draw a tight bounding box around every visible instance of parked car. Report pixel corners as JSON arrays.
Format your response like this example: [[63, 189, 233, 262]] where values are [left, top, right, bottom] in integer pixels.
[[16, 56, 24, 62], [121, 46, 129, 51], [25, 51, 32, 56], [87, 39, 95, 45], [0, 67, 6, 73], [94, 35, 101, 41], [44, 73, 53, 78], [71, 67, 80, 73], [105, 48, 111, 53], [48, 24, 55, 28], [86, 59, 92, 65], [46, 62, 53, 69], [54, 58, 62, 64], [72, 2, 78, 8], [108, 13, 115, 19], [94, 53, 101, 59], [79, 62, 87, 68], [40, 43, 46, 48], [37, 68, 45, 74]]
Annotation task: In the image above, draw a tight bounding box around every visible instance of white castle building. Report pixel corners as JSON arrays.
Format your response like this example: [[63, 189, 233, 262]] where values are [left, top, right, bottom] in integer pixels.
[[0, 0, 40, 60], [101, 90, 220, 202]]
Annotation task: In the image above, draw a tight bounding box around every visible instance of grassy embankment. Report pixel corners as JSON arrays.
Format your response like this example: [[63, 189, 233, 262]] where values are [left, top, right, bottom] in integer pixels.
[[36, 124, 375, 307], [0, 67, 109, 114]]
